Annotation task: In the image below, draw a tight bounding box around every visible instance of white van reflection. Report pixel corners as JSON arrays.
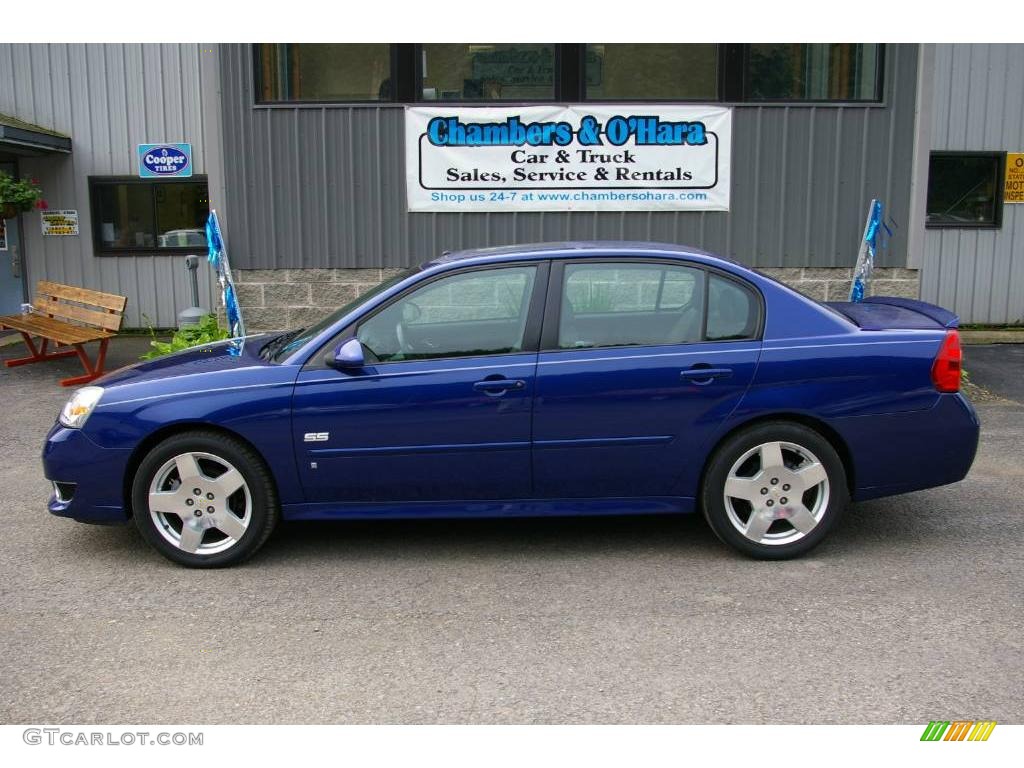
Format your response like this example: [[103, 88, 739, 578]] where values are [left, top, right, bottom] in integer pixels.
[[158, 228, 208, 248]]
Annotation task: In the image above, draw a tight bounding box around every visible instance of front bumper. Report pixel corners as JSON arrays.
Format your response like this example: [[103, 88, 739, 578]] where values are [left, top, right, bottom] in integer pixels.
[[42, 422, 132, 524]]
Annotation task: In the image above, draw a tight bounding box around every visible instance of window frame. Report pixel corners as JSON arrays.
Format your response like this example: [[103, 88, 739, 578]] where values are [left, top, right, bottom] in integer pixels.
[[88, 175, 210, 257], [417, 43, 561, 104], [539, 257, 764, 353], [733, 43, 885, 104], [306, 260, 551, 369], [250, 43, 886, 107], [925, 151, 1005, 230], [253, 44, 403, 105], [579, 43, 723, 104]]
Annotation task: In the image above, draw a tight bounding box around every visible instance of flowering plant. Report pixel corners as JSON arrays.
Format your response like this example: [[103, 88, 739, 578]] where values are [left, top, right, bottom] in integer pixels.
[[0, 171, 47, 214]]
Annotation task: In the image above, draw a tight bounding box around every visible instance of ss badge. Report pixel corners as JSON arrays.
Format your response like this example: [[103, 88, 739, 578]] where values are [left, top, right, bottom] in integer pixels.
[[303, 432, 329, 443]]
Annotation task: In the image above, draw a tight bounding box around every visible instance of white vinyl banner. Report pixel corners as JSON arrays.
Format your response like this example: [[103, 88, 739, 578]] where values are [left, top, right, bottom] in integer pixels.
[[406, 105, 731, 213]]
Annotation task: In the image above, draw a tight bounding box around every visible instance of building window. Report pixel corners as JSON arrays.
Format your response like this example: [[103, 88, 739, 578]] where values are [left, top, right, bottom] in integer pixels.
[[257, 44, 393, 102], [420, 44, 556, 101], [90, 177, 209, 254], [251, 43, 885, 105], [743, 44, 882, 102], [584, 44, 718, 101], [926, 153, 1003, 228]]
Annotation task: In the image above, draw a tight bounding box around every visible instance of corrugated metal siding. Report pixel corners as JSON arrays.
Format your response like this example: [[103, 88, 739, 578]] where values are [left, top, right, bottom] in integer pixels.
[[220, 44, 919, 271], [0, 43, 218, 327], [921, 44, 1024, 324]]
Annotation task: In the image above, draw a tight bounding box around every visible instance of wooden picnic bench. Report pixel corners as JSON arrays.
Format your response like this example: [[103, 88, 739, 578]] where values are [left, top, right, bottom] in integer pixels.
[[0, 280, 127, 387]]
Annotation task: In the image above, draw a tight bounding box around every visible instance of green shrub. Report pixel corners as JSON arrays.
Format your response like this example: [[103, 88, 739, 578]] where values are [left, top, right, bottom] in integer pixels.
[[141, 314, 230, 360]]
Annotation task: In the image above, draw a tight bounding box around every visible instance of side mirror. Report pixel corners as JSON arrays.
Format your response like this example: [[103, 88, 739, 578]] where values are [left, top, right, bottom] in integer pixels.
[[325, 338, 365, 370]]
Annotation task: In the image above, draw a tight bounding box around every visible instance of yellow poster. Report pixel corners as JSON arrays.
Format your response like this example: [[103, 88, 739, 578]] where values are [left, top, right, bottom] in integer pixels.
[[1006, 153, 1024, 203], [39, 209, 79, 236]]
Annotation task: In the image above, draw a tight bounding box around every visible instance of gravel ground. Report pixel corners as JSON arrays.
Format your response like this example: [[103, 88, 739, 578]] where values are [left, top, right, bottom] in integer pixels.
[[0, 337, 1020, 724]]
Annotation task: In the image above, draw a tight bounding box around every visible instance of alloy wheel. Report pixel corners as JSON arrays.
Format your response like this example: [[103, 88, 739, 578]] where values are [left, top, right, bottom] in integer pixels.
[[722, 440, 830, 546], [148, 451, 252, 555]]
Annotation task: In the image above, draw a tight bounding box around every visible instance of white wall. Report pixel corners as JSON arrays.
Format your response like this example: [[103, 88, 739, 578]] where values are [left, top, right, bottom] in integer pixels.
[[0, 44, 222, 327], [921, 44, 1024, 324]]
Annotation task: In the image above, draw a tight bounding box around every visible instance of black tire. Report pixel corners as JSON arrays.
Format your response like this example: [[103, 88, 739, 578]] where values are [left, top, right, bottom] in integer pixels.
[[131, 430, 279, 568], [700, 421, 848, 560]]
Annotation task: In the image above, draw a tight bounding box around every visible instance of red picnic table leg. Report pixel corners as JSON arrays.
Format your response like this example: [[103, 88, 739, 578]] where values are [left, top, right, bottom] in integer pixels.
[[59, 338, 111, 387], [4, 333, 78, 368]]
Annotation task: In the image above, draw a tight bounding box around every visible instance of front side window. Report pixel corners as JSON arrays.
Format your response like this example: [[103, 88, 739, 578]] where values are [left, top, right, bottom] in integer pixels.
[[745, 43, 881, 101], [585, 44, 718, 101], [90, 178, 208, 254], [558, 263, 705, 349], [420, 44, 556, 101], [257, 44, 392, 102], [926, 152, 1003, 228], [357, 266, 537, 363]]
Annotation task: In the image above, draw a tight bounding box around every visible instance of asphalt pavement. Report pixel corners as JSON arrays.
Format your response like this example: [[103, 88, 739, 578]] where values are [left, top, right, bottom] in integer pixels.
[[0, 336, 1021, 724], [965, 344, 1024, 402]]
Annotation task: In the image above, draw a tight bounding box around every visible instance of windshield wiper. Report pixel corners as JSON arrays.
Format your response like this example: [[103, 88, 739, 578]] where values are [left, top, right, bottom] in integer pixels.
[[259, 328, 305, 361]]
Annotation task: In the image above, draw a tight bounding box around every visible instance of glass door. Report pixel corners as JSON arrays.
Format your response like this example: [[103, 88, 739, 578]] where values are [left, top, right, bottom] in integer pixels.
[[0, 160, 27, 314]]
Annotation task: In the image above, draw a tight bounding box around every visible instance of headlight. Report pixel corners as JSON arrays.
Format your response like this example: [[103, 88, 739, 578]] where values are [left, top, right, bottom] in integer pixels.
[[59, 386, 104, 429]]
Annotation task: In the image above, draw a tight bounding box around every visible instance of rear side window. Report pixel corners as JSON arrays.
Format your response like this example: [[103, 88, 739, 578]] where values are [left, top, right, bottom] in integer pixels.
[[558, 263, 705, 349], [706, 274, 758, 341]]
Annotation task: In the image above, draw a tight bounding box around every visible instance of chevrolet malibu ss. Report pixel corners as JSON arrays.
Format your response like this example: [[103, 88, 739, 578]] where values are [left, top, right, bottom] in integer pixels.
[[43, 243, 979, 567]]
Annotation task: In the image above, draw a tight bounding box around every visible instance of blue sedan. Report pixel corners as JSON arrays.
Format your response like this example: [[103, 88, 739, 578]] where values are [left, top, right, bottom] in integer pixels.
[[43, 243, 979, 567]]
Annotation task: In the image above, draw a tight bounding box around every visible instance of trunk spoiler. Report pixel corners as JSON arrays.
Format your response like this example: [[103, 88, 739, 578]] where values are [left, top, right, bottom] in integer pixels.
[[861, 297, 959, 329], [824, 296, 960, 331]]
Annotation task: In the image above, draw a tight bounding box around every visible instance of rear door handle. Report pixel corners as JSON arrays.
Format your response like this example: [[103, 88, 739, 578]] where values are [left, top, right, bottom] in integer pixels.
[[680, 367, 733, 384], [473, 378, 526, 394]]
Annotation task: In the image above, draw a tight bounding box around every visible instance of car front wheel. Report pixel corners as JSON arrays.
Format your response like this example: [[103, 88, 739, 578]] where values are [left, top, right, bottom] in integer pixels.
[[701, 422, 848, 559], [131, 431, 279, 567]]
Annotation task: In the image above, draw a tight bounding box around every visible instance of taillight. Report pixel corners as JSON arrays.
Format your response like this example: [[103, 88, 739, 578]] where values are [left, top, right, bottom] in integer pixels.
[[931, 330, 962, 393]]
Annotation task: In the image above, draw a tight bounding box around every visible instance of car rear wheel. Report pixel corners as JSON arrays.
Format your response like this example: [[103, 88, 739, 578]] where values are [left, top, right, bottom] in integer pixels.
[[131, 431, 279, 567], [701, 422, 848, 559]]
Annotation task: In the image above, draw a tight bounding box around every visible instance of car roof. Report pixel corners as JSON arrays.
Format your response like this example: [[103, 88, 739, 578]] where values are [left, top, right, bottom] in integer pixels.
[[423, 241, 743, 271]]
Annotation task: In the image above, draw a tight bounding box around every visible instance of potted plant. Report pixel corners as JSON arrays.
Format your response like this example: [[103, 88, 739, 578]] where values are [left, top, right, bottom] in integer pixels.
[[0, 171, 47, 219]]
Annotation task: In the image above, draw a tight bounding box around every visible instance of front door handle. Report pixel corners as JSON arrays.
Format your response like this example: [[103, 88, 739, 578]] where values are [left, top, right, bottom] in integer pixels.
[[680, 367, 733, 385], [473, 378, 526, 395]]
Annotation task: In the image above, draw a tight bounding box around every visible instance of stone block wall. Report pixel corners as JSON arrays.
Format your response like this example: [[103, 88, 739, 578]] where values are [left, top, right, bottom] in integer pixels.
[[757, 267, 921, 303], [234, 266, 921, 334], [233, 269, 407, 333]]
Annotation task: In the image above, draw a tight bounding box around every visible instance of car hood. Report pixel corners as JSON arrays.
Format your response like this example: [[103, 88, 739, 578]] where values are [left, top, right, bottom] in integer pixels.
[[96, 335, 278, 389]]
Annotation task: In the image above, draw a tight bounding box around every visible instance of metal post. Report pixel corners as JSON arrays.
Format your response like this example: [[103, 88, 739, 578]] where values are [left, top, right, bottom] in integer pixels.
[[177, 254, 208, 328]]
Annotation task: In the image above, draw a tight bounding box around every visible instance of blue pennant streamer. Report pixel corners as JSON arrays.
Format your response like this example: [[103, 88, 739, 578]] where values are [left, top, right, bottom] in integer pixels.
[[206, 211, 224, 266], [850, 199, 884, 303], [224, 281, 241, 337], [205, 209, 244, 355]]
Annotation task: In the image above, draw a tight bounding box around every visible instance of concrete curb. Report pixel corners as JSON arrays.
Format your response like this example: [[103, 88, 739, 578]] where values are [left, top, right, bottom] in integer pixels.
[[961, 330, 1024, 345]]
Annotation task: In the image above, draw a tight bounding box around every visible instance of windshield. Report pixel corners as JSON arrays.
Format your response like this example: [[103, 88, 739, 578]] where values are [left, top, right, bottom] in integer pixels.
[[268, 269, 416, 362]]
